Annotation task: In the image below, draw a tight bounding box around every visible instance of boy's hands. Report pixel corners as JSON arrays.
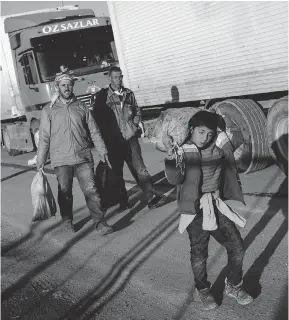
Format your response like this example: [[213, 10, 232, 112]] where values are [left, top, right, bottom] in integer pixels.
[[163, 132, 174, 150], [163, 133, 176, 159], [167, 147, 174, 157]]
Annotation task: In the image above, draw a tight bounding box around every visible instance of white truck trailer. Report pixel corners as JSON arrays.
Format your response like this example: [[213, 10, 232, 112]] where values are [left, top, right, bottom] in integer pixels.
[[108, 1, 288, 174]]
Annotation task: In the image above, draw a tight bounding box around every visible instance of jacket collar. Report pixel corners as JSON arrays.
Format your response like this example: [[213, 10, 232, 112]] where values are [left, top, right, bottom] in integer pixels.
[[107, 85, 127, 97], [55, 94, 77, 107]]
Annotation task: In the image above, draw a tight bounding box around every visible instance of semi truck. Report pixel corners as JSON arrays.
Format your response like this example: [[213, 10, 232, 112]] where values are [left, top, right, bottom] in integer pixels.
[[107, 1, 288, 174], [1, 5, 118, 155], [1, 2, 287, 174]]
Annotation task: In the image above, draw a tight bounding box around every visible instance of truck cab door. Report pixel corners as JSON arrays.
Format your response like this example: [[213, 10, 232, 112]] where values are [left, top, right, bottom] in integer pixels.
[[18, 51, 45, 109]]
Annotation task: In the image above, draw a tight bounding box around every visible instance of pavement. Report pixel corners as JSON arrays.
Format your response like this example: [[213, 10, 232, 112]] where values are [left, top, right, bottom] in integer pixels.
[[1, 140, 288, 320]]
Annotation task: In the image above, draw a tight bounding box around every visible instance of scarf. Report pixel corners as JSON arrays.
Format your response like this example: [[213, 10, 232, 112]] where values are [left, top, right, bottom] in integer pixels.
[[50, 73, 77, 108]]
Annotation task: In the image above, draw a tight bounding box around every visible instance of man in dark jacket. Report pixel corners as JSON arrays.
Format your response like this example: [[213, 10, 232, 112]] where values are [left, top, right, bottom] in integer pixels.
[[37, 73, 113, 235], [90, 66, 166, 212]]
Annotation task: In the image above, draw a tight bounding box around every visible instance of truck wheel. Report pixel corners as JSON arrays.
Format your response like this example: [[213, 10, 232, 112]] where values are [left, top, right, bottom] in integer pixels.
[[210, 99, 271, 174], [267, 96, 288, 175], [31, 119, 40, 150]]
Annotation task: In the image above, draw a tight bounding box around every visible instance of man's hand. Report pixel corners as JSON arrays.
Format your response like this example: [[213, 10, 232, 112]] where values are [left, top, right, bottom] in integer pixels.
[[138, 122, 145, 138], [37, 164, 44, 171], [100, 154, 112, 169], [104, 154, 112, 169]]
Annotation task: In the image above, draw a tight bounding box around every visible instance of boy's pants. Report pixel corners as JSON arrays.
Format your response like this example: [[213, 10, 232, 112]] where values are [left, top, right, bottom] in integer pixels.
[[187, 209, 244, 290], [54, 162, 105, 224]]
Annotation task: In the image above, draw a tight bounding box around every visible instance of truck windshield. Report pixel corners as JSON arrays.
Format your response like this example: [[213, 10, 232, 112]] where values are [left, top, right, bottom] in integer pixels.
[[31, 25, 118, 81]]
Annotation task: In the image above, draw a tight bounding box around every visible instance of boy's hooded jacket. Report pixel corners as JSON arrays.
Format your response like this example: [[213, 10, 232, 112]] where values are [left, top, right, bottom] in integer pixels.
[[165, 133, 245, 215], [37, 96, 107, 168]]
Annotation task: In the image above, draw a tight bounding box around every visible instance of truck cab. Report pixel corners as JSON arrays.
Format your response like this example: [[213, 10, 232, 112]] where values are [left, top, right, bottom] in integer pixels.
[[1, 6, 118, 154]]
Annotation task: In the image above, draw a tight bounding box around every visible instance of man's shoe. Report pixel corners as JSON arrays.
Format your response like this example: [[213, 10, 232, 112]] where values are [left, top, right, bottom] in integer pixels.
[[225, 278, 253, 305], [95, 221, 114, 235], [195, 287, 218, 310], [147, 195, 167, 210], [62, 219, 75, 233]]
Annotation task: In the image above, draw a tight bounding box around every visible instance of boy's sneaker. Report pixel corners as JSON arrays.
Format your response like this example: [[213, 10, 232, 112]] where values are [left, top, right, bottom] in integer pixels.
[[225, 278, 253, 305], [194, 287, 218, 310]]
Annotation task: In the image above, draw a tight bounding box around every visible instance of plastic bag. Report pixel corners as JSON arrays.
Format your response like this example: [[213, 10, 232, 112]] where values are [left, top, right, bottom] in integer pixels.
[[31, 169, 57, 221], [95, 162, 119, 209], [28, 154, 37, 166]]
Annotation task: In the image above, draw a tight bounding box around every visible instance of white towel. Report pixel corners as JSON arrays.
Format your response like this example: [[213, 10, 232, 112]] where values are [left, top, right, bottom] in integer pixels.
[[178, 192, 247, 234]]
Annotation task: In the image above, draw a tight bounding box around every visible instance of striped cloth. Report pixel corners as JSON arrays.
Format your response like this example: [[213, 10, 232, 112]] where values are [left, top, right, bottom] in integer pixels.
[[200, 144, 223, 193]]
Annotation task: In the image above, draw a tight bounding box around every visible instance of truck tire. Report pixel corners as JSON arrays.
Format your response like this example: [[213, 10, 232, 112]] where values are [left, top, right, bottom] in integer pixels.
[[267, 96, 288, 175], [31, 119, 40, 150], [210, 99, 271, 174]]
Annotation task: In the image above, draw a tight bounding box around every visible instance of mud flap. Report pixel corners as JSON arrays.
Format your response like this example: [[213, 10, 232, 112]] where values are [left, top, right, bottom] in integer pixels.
[[3, 123, 34, 153]]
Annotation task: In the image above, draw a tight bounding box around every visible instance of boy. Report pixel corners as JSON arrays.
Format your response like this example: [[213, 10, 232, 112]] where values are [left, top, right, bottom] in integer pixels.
[[164, 111, 253, 310]]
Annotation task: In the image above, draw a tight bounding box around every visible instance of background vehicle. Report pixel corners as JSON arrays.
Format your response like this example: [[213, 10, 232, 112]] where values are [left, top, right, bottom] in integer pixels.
[[1, 5, 118, 155], [108, 2, 288, 174]]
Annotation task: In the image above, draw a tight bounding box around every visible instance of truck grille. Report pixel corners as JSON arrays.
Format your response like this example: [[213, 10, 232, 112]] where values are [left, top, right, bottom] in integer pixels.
[[77, 94, 93, 108]]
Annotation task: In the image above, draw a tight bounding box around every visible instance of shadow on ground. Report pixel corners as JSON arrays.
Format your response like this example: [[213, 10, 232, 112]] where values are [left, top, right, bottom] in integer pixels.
[[172, 171, 288, 319]]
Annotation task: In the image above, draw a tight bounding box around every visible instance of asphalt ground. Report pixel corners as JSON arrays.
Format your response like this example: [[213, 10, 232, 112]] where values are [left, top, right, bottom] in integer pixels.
[[1, 141, 288, 320]]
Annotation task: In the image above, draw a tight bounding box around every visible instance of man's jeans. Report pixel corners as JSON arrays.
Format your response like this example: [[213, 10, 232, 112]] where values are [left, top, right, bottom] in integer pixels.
[[124, 137, 155, 201], [54, 162, 105, 224], [187, 209, 244, 290]]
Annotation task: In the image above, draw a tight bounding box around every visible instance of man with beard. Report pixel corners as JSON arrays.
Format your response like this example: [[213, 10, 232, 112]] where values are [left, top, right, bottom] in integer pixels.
[[37, 73, 113, 235], [91, 66, 166, 212]]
